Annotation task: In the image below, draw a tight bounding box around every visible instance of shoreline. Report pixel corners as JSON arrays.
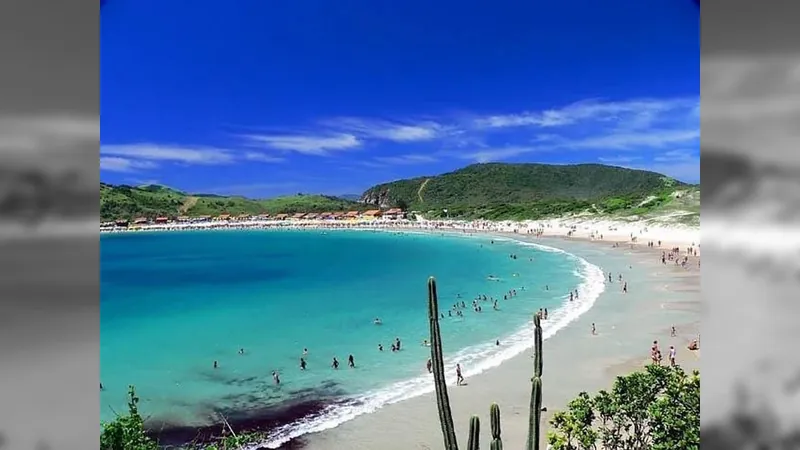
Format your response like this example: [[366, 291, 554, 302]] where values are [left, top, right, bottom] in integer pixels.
[[101, 215, 700, 250], [104, 220, 699, 449]]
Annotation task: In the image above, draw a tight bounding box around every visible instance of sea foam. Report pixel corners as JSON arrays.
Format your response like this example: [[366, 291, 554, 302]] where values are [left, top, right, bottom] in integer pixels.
[[251, 239, 606, 449]]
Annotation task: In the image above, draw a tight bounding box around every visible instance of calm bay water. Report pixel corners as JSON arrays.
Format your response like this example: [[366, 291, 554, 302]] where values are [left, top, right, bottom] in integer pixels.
[[100, 229, 599, 445]]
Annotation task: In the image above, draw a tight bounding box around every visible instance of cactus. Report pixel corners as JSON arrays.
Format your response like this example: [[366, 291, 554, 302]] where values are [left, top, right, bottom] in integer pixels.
[[527, 376, 543, 450], [527, 314, 543, 450], [429, 277, 459, 450], [467, 416, 480, 450], [427, 277, 545, 450], [534, 314, 543, 378], [490, 403, 503, 450]]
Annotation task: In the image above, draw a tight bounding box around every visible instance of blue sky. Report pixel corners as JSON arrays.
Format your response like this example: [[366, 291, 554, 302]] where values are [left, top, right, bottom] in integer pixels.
[[100, 0, 699, 198]]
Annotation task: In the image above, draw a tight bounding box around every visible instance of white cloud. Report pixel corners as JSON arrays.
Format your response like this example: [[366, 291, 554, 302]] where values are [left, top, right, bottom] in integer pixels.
[[456, 146, 538, 163], [474, 98, 697, 130], [653, 149, 696, 162], [100, 157, 158, 172], [570, 129, 699, 150], [101, 143, 235, 164], [241, 133, 361, 155], [321, 118, 446, 142], [243, 152, 285, 163], [373, 154, 438, 165]]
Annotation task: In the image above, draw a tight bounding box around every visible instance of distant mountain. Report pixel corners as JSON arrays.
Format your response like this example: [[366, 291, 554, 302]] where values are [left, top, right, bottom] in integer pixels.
[[100, 183, 365, 221], [359, 162, 694, 220]]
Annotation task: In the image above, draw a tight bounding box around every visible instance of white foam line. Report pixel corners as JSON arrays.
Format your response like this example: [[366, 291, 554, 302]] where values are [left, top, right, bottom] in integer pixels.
[[247, 239, 606, 449]]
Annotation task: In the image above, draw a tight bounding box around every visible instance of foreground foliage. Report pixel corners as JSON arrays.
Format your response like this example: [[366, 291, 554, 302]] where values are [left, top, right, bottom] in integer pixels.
[[547, 364, 700, 450], [100, 386, 265, 450]]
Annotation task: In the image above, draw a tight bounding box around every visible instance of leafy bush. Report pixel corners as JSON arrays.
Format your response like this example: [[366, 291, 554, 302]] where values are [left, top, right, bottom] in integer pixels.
[[548, 364, 699, 450]]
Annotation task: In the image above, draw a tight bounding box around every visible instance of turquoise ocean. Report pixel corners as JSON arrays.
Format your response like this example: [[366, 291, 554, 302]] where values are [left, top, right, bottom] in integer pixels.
[[100, 229, 605, 447]]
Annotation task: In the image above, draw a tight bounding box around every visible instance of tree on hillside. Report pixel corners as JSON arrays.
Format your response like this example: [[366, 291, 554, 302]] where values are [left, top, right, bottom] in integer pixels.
[[395, 198, 409, 211], [547, 364, 699, 450]]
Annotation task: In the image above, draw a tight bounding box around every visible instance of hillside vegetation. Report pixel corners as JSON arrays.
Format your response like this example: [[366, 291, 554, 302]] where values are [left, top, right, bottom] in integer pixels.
[[100, 183, 365, 221], [360, 163, 698, 222]]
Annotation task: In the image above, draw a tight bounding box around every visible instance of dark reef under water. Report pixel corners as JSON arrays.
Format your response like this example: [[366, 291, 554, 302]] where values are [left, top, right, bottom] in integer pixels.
[[146, 383, 354, 449]]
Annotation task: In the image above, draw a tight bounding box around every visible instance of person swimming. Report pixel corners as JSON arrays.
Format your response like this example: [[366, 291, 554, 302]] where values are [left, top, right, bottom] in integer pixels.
[[213, 360, 218, 369], [300, 357, 307, 370], [332, 357, 340, 369], [374, 318, 382, 325], [272, 371, 281, 385], [303, 348, 309, 356], [378, 344, 384, 351], [395, 337, 401, 351]]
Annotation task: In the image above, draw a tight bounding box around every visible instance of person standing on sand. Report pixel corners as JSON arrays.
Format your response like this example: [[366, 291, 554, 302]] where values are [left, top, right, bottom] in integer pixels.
[[456, 363, 465, 386], [622, 282, 627, 293], [671, 326, 676, 337], [592, 323, 596, 335], [669, 346, 676, 366]]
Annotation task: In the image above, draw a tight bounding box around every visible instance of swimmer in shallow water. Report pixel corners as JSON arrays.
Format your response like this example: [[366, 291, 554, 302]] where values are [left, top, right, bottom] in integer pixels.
[[374, 318, 382, 325]]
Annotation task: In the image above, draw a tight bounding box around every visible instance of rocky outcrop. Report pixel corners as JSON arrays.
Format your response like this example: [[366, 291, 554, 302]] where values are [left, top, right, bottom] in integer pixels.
[[359, 188, 393, 208]]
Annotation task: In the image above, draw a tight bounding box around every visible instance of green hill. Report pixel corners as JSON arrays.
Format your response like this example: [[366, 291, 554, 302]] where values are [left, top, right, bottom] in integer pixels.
[[100, 183, 365, 221], [360, 163, 697, 221]]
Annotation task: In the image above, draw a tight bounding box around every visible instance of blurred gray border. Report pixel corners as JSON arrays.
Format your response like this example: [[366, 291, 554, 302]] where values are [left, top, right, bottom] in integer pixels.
[[0, 1, 99, 449], [701, 0, 800, 447]]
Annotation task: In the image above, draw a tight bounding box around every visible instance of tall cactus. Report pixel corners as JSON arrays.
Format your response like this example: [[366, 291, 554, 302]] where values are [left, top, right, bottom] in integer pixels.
[[427, 277, 545, 450], [467, 416, 480, 450], [490, 403, 503, 450], [428, 277, 459, 450], [527, 314, 544, 450]]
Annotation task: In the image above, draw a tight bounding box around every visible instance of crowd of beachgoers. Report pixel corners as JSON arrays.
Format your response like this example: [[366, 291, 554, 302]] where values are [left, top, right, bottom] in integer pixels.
[[100, 217, 699, 248]]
